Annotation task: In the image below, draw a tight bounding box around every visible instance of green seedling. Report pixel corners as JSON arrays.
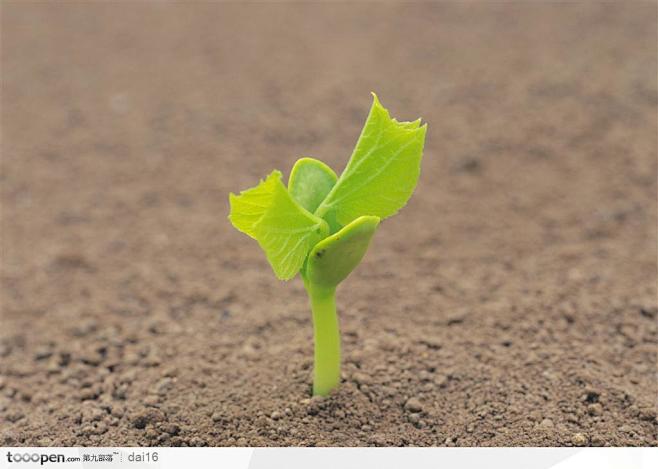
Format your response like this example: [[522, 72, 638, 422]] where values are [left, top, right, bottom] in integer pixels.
[[229, 94, 427, 395]]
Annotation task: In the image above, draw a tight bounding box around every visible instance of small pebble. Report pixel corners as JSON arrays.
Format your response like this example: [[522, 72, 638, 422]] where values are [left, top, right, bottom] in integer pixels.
[[539, 418, 554, 429], [352, 372, 371, 386], [81, 405, 105, 423], [80, 426, 96, 436], [369, 434, 387, 446], [159, 423, 180, 436], [591, 435, 605, 446], [434, 374, 449, 387], [142, 395, 161, 406], [155, 378, 174, 396], [571, 433, 588, 446], [94, 422, 108, 435], [46, 361, 61, 374], [587, 403, 603, 416], [78, 387, 101, 401], [408, 413, 421, 424], [131, 408, 165, 429], [404, 397, 423, 413]]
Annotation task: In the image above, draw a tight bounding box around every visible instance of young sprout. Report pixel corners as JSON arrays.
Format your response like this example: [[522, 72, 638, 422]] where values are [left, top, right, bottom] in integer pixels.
[[229, 94, 427, 396]]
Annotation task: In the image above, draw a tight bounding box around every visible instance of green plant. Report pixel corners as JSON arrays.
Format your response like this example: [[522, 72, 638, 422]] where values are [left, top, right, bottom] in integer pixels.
[[229, 94, 427, 395]]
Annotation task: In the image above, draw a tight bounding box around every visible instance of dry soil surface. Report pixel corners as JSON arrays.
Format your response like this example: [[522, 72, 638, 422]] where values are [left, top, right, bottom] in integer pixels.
[[1, 2, 657, 446]]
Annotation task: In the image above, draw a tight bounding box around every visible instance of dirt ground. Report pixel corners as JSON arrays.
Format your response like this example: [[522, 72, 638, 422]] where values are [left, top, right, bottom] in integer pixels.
[[1, 2, 656, 447]]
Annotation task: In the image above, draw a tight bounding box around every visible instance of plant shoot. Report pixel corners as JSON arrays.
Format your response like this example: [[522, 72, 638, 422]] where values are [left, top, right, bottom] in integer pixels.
[[229, 94, 427, 395]]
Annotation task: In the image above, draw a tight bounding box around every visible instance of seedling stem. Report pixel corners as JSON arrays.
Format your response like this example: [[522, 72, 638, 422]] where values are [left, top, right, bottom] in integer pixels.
[[304, 279, 340, 396]]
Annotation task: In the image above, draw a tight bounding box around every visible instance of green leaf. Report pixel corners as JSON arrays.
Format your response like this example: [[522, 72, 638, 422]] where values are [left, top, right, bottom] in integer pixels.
[[229, 171, 329, 280], [288, 157, 337, 213], [304, 215, 380, 288], [315, 94, 427, 227], [228, 171, 280, 239]]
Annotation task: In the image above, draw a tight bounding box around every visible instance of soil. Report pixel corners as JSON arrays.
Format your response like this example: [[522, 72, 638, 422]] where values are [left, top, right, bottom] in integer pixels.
[[1, 2, 656, 447]]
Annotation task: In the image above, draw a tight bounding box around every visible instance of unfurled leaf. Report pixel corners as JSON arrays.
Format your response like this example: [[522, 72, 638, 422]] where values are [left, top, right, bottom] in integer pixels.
[[315, 94, 427, 228], [229, 171, 329, 280], [228, 171, 280, 239]]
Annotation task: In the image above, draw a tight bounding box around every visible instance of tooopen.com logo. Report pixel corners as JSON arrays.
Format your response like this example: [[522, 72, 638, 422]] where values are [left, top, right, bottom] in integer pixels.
[[6, 452, 70, 465]]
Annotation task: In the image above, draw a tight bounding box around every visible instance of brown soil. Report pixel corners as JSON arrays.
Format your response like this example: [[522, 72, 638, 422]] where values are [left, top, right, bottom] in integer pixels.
[[1, 2, 656, 447]]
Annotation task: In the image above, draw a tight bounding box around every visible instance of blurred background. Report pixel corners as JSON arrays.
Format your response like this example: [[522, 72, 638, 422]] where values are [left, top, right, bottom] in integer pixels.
[[1, 2, 656, 446]]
